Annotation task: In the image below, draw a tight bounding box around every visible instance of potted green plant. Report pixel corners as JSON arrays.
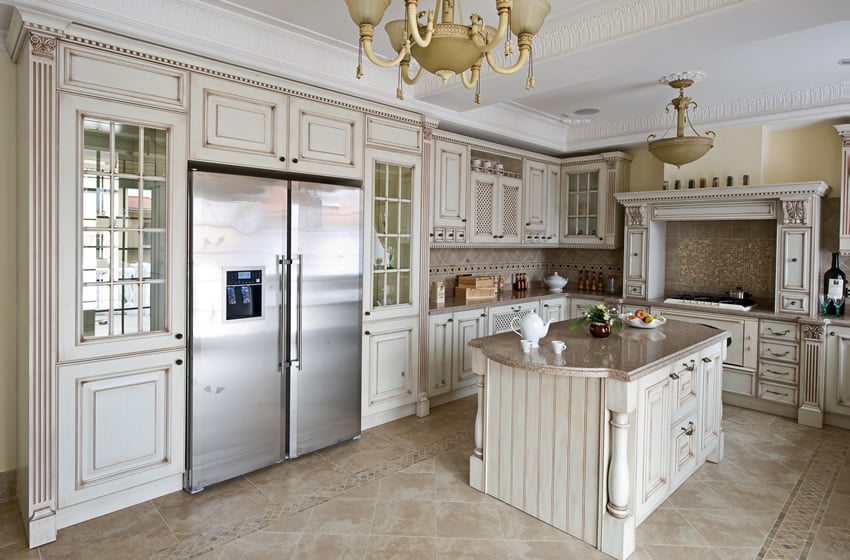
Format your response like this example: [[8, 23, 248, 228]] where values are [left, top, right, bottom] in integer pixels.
[[569, 303, 622, 338]]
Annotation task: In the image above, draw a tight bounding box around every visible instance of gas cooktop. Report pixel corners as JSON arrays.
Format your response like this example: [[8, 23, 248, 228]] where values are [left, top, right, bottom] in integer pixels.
[[663, 294, 756, 311]]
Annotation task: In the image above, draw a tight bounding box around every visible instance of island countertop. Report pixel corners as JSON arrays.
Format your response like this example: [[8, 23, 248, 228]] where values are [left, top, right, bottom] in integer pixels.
[[469, 318, 729, 382]]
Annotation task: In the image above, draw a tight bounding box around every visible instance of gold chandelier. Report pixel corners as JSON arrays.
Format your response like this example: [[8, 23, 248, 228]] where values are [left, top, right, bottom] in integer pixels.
[[344, 0, 551, 102], [647, 72, 715, 168]]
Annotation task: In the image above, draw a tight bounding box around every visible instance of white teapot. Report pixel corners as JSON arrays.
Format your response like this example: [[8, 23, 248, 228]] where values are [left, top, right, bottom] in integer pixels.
[[510, 309, 551, 347]]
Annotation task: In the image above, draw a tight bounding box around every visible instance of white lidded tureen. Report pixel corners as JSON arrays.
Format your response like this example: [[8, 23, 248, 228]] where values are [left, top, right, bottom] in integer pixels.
[[544, 272, 568, 292]]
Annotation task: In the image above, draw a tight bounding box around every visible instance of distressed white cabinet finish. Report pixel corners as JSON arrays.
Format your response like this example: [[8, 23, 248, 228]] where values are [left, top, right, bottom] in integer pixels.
[[362, 316, 419, 421], [469, 171, 522, 244], [634, 369, 672, 519], [452, 309, 488, 390], [190, 74, 363, 179], [427, 313, 454, 397], [836, 125, 850, 254], [427, 309, 488, 401], [825, 325, 850, 419], [431, 139, 469, 240], [540, 297, 568, 323], [523, 160, 559, 245], [57, 350, 185, 514], [570, 297, 607, 319], [487, 300, 540, 335], [560, 152, 631, 248], [777, 227, 811, 314], [625, 227, 647, 298]]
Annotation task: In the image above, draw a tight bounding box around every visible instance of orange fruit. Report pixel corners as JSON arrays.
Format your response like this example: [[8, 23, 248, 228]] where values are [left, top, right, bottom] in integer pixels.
[[635, 309, 647, 319]]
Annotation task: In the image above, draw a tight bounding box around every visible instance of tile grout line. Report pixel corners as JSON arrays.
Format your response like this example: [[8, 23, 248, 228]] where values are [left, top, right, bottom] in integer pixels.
[[148, 431, 474, 559], [756, 441, 849, 560]]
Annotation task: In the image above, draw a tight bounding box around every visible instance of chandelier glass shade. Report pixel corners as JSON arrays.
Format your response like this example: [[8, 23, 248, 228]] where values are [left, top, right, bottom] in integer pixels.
[[344, 0, 551, 102], [647, 73, 715, 168]]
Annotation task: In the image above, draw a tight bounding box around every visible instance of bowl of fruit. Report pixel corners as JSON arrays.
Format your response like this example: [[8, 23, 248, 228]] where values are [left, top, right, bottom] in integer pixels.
[[619, 309, 666, 329]]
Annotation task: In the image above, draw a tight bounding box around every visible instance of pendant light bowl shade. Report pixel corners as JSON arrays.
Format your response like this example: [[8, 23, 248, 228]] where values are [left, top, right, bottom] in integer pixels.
[[386, 21, 496, 80], [648, 136, 714, 168], [344, 0, 391, 26], [510, 0, 552, 34]]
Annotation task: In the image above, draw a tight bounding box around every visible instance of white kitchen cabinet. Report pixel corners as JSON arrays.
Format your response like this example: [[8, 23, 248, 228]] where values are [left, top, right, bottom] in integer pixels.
[[362, 316, 419, 417], [453, 309, 488, 390], [57, 350, 185, 510], [569, 297, 608, 319], [698, 343, 724, 460], [57, 93, 188, 361], [757, 320, 800, 404], [540, 297, 568, 323], [190, 74, 363, 179], [560, 152, 631, 248], [469, 171, 522, 244], [431, 139, 468, 239], [825, 325, 850, 418], [835, 124, 850, 254], [522, 160, 559, 245], [362, 148, 422, 321], [487, 300, 541, 335], [427, 313, 453, 397], [777, 227, 811, 314], [635, 368, 672, 520], [625, 227, 647, 298]]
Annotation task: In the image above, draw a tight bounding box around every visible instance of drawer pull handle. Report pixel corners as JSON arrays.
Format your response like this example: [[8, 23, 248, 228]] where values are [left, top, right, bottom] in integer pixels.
[[669, 372, 680, 380], [767, 328, 791, 336], [765, 389, 788, 397], [702, 357, 712, 363], [681, 422, 695, 436], [766, 369, 789, 376], [682, 360, 695, 372], [767, 349, 790, 357]]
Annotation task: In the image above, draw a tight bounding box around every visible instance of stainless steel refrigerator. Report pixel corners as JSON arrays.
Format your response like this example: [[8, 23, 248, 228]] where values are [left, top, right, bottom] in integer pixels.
[[186, 169, 363, 493]]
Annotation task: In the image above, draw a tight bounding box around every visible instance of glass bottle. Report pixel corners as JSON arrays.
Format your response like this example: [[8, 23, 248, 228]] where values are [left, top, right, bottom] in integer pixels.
[[823, 252, 847, 316]]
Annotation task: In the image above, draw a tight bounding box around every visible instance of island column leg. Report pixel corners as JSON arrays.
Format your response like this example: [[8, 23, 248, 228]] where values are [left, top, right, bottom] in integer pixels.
[[601, 379, 636, 560], [469, 349, 487, 492]]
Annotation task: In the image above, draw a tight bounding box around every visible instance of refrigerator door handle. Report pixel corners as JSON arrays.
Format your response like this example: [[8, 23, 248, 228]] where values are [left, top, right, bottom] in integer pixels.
[[291, 254, 303, 371], [277, 255, 284, 372]]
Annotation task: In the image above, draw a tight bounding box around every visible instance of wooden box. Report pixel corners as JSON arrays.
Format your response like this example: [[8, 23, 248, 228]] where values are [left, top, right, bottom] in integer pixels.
[[457, 275, 495, 289], [454, 286, 497, 302]]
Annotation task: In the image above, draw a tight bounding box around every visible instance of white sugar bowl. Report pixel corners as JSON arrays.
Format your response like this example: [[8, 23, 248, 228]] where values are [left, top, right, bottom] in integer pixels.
[[544, 272, 568, 292]]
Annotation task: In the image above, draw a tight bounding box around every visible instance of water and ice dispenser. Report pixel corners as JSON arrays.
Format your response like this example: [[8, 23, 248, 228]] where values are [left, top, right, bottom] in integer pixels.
[[224, 269, 263, 320]]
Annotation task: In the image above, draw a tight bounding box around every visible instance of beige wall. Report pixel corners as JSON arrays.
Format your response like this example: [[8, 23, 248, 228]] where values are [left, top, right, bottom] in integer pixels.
[[763, 120, 843, 194], [0, 50, 17, 473]]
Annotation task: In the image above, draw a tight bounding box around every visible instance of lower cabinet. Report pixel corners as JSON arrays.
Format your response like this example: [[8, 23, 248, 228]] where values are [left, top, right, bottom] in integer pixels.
[[362, 316, 419, 423], [634, 345, 721, 523], [57, 350, 186, 514], [570, 296, 607, 319], [539, 297, 568, 323], [825, 324, 850, 418], [427, 309, 488, 401], [488, 300, 541, 335]]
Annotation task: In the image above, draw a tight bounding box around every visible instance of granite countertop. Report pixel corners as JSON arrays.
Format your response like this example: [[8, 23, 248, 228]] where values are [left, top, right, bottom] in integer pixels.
[[429, 286, 616, 314], [468, 318, 729, 382]]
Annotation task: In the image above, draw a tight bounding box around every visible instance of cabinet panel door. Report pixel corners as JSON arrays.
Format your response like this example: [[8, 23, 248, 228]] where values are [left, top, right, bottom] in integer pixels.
[[670, 412, 699, 491], [488, 301, 540, 335], [499, 176, 522, 244], [699, 345, 723, 460], [190, 74, 287, 168], [453, 309, 487, 389], [288, 98, 363, 179], [58, 94, 187, 361], [626, 229, 647, 282], [524, 161, 547, 230], [779, 227, 810, 292], [427, 314, 453, 396], [433, 140, 468, 228], [825, 326, 850, 416], [540, 297, 567, 323], [470, 173, 499, 243], [545, 165, 561, 244], [58, 350, 185, 507], [670, 357, 698, 423], [363, 317, 418, 413], [636, 373, 671, 520]]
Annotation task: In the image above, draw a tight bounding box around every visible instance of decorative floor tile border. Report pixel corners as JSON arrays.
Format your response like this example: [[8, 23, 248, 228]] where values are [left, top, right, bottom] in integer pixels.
[[757, 440, 849, 560], [150, 432, 474, 559]]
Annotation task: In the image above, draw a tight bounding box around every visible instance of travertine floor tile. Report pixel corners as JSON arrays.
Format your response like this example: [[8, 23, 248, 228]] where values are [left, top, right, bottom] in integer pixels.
[[640, 544, 723, 559], [435, 501, 503, 539], [364, 535, 436, 560], [292, 533, 368, 560], [637, 508, 709, 546], [371, 500, 437, 537], [0, 501, 26, 550], [211, 530, 301, 559], [809, 525, 850, 559], [377, 472, 436, 501], [315, 431, 409, 473], [0, 541, 42, 560], [684, 509, 775, 547], [244, 452, 345, 503], [303, 497, 376, 535]]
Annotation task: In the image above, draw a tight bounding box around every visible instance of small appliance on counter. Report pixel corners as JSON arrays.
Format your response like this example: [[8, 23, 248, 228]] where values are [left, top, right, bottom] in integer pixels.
[[663, 293, 755, 311]]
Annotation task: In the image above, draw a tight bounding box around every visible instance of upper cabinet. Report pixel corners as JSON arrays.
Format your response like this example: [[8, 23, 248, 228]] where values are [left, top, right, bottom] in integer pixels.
[[468, 150, 523, 244], [560, 152, 631, 249], [523, 160, 560, 245], [190, 74, 363, 179], [836, 125, 850, 255], [431, 139, 469, 242]]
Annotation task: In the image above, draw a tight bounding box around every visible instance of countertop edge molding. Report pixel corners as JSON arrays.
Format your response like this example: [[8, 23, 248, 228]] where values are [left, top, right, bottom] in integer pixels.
[[614, 182, 830, 205]]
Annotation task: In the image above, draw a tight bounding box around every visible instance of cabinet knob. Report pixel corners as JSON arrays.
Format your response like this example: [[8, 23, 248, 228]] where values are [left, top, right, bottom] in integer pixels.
[[447, 318, 454, 322], [526, 222, 531, 226], [278, 156, 286, 162], [401, 371, 405, 377], [462, 218, 467, 223], [364, 330, 371, 335], [632, 253, 638, 257], [176, 359, 183, 366], [790, 301, 798, 306], [365, 311, 371, 316], [292, 157, 299, 164], [429, 233, 434, 237], [175, 333, 184, 340], [481, 313, 486, 317], [830, 331, 836, 336], [791, 258, 798, 262]]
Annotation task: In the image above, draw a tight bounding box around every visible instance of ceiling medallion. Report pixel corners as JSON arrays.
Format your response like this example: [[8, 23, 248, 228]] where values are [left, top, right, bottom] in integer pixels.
[[344, 0, 551, 103]]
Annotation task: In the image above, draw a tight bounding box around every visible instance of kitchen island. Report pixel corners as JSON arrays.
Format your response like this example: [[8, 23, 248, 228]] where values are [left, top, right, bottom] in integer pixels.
[[468, 320, 728, 560]]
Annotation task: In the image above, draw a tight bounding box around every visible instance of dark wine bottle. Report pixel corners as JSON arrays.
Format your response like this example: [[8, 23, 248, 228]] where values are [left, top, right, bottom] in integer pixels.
[[823, 252, 847, 316]]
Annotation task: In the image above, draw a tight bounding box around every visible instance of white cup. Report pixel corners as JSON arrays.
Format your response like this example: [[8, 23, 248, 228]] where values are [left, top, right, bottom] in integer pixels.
[[551, 340, 566, 353], [520, 339, 533, 353]]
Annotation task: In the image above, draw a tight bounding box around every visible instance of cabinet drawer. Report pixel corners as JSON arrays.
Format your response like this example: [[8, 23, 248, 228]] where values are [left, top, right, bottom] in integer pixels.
[[670, 412, 699, 490], [626, 282, 646, 298], [758, 360, 799, 384], [722, 366, 755, 396], [670, 357, 699, 423], [759, 340, 799, 363], [759, 320, 800, 342], [779, 293, 809, 314], [757, 381, 798, 405]]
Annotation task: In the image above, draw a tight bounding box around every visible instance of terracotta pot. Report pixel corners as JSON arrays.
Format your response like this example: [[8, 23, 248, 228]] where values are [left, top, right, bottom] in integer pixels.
[[589, 322, 612, 338]]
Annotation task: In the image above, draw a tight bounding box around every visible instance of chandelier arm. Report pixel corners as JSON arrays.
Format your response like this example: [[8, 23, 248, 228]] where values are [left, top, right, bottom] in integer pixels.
[[484, 44, 530, 75], [476, 8, 510, 52], [361, 32, 410, 68], [460, 63, 481, 89], [400, 61, 424, 85], [404, 2, 435, 48]]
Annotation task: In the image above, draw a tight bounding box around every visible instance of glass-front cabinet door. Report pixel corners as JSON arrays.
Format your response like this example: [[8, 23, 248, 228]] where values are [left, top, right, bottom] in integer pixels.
[[363, 148, 421, 321], [58, 94, 187, 360], [564, 169, 600, 239]]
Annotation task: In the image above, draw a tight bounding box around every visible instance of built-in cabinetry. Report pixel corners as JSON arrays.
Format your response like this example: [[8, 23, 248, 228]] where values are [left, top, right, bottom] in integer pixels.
[[361, 147, 423, 427], [469, 169, 522, 244], [190, 73, 363, 179], [427, 309, 488, 404], [560, 152, 631, 249], [523, 160, 560, 245], [431, 139, 468, 243], [757, 320, 800, 406], [635, 343, 723, 523], [824, 324, 850, 425], [835, 125, 850, 255]]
